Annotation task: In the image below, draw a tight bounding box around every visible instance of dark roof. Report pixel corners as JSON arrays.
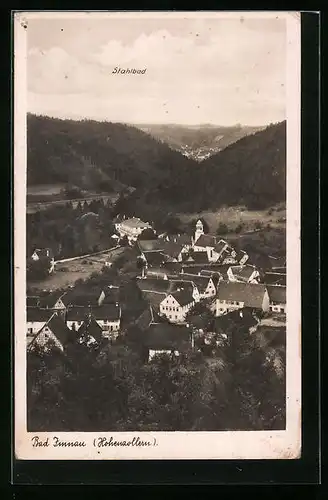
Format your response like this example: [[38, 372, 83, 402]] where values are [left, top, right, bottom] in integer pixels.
[[187, 251, 209, 264], [160, 261, 183, 274], [27, 296, 40, 308], [177, 273, 212, 293], [65, 289, 101, 307], [39, 290, 67, 308], [199, 269, 221, 278], [78, 317, 103, 343], [216, 282, 267, 308], [213, 308, 258, 333], [214, 240, 228, 254], [182, 263, 229, 275], [66, 306, 91, 321], [143, 251, 169, 267], [137, 239, 163, 252], [27, 307, 56, 323], [236, 249, 248, 262], [164, 234, 192, 246], [143, 323, 192, 350], [102, 285, 120, 304], [143, 290, 168, 308], [161, 241, 185, 259], [194, 234, 217, 248], [229, 265, 258, 281], [137, 277, 171, 294], [267, 285, 286, 304], [135, 305, 160, 330], [263, 272, 286, 286], [92, 304, 121, 321], [46, 315, 72, 346], [170, 288, 194, 307]]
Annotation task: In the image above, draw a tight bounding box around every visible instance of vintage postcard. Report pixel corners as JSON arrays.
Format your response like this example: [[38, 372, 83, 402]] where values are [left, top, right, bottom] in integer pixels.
[[14, 11, 301, 460]]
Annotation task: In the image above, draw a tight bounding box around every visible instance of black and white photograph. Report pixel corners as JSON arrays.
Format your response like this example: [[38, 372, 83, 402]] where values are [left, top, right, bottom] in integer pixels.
[[14, 11, 301, 460]]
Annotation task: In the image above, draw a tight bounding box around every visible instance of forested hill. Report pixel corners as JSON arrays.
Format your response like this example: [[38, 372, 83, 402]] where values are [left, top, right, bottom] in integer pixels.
[[198, 121, 286, 210], [27, 115, 286, 214], [27, 114, 198, 191]]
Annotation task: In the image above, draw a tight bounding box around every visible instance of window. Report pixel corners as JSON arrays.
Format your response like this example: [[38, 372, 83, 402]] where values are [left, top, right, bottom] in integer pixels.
[[175, 315, 178, 320], [28, 328, 33, 334]]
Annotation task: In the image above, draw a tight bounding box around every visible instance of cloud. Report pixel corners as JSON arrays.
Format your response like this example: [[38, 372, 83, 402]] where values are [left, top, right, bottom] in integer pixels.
[[27, 20, 286, 125]]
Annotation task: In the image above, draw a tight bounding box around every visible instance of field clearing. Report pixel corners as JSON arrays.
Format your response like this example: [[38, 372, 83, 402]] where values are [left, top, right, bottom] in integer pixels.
[[27, 247, 124, 292], [178, 204, 286, 233], [27, 183, 66, 196]]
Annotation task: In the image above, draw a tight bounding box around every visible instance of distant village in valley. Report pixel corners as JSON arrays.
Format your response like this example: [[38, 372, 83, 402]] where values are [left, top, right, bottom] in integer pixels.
[[27, 212, 286, 363]]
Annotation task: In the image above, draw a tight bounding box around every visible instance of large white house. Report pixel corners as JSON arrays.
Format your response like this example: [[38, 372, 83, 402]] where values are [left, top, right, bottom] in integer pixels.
[[159, 289, 195, 323], [115, 217, 152, 241]]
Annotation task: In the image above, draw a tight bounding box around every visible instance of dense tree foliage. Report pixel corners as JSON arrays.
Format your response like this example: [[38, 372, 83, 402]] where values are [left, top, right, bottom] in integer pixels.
[[27, 199, 116, 260], [27, 322, 285, 432], [27, 115, 286, 215]]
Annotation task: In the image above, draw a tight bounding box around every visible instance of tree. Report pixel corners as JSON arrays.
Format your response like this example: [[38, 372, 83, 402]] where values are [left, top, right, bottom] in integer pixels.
[[216, 223, 229, 235], [138, 228, 157, 240]]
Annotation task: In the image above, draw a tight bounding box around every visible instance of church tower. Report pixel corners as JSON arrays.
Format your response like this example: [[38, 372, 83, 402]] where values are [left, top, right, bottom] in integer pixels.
[[194, 219, 204, 243]]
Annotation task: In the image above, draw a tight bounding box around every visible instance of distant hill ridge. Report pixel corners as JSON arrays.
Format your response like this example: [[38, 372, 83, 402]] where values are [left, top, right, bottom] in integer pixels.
[[27, 114, 286, 213]]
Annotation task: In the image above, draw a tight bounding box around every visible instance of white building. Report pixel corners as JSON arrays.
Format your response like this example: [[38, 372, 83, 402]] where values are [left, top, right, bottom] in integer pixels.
[[159, 289, 195, 323], [115, 217, 152, 242]]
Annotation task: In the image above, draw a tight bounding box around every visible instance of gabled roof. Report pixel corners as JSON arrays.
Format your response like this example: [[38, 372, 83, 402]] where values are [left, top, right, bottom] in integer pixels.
[[27, 307, 56, 323], [214, 240, 228, 254], [194, 234, 217, 248], [229, 265, 258, 281], [263, 272, 286, 286], [143, 251, 169, 267], [39, 290, 67, 308], [66, 306, 91, 322], [161, 241, 185, 259], [78, 317, 103, 344], [102, 285, 120, 304], [216, 282, 268, 308], [143, 290, 168, 308], [189, 251, 210, 264], [137, 278, 171, 294], [92, 304, 121, 321], [161, 261, 183, 274], [137, 239, 164, 253], [64, 289, 101, 307], [143, 323, 192, 350], [169, 288, 194, 307], [135, 304, 160, 330], [177, 273, 212, 293], [267, 285, 286, 304], [236, 249, 248, 262], [46, 315, 73, 347], [164, 234, 193, 246], [28, 315, 72, 351]]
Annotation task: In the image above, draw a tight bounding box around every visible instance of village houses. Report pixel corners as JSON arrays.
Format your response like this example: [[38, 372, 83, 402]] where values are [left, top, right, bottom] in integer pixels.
[[215, 282, 270, 317]]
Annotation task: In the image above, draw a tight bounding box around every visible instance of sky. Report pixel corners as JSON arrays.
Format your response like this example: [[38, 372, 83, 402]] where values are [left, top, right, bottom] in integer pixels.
[[26, 13, 287, 126]]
